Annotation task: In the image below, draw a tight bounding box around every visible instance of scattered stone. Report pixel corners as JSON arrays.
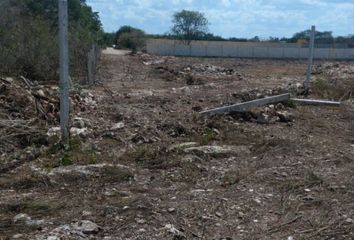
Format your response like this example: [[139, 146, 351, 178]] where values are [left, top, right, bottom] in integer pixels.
[[13, 213, 46, 226], [184, 145, 250, 156], [168, 208, 176, 213], [182, 64, 235, 76], [34, 89, 46, 99], [277, 111, 294, 122], [82, 211, 92, 217], [12, 234, 24, 239], [256, 113, 270, 124], [143, 59, 165, 65], [136, 219, 146, 224], [46, 236, 60, 240], [164, 224, 186, 239], [72, 220, 100, 234], [111, 122, 125, 130], [73, 117, 86, 129], [215, 212, 223, 217], [47, 127, 61, 137], [345, 218, 353, 224], [70, 127, 90, 137], [5, 77, 14, 82], [14, 213, 31, 223], [169, 142, 199, 151], [254, 198, 262, 204]]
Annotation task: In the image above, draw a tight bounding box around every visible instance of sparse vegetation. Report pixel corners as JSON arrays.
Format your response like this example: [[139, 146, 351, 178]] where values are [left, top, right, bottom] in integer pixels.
[[1, 17, 354, 239]]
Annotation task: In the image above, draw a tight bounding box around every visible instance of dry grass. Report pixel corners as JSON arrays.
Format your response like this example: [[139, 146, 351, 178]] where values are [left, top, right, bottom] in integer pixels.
[[312, 75, 354, 101]]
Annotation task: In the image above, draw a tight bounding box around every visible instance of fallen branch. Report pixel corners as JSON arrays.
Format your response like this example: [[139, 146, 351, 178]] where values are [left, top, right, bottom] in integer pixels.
[[20, 75, 33, 88], [267, 216, 302, 234], [0, 119, 43, 141], [0, 77, 12, 84]]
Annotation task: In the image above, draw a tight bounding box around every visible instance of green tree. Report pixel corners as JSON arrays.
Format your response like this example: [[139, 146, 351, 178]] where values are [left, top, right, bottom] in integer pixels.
[[0, 0, 104, 81], [289, 30, 334, 44], [171, 10, 209, 44], [115, 26, 136, 41], [103, 32, 116, 46], [115, 26, 146, 52]]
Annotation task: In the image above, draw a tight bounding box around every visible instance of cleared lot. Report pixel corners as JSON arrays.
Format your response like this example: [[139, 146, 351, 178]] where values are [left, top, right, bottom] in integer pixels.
[[0, 53, 353, 239]]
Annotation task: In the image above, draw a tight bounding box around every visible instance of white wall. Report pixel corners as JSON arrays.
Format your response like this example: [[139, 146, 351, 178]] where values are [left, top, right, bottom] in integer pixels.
[[147, 39, 354, 60]]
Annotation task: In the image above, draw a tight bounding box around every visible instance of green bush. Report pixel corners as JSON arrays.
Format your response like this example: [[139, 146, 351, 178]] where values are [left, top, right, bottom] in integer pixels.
[[0, 0, 104, 81], [115, 26, 146, 52]]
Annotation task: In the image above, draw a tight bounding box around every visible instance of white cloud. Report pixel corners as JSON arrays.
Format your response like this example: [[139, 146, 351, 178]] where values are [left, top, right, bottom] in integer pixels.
[[300, 0, 327, 6], [87, 0, 354, 38]]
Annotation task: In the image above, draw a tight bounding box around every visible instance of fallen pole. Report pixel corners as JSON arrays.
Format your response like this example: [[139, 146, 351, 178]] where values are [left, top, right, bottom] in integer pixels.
[[200, 93, 291, 115], [291, 98, 341, 106]]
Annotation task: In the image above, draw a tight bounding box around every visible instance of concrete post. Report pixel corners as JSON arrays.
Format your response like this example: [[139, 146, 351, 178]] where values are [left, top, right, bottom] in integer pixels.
[[58, 0, 70, 140], [304, 25, 316, 94]]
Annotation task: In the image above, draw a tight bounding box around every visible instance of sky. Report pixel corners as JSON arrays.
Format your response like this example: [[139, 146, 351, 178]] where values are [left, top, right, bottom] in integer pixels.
[[86, 0, 354, 39]]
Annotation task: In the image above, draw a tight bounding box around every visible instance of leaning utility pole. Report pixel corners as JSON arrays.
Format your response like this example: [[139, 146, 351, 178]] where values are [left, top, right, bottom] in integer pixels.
[[58, 0, 70, 140], [304, 25, 316, 95]]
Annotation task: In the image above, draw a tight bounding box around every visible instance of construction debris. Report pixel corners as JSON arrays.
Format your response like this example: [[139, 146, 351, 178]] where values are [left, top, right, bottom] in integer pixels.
[[291, 98, 341, 106], [2, 53, 354, 240], [200, 93, 291, 115], [182, 64, 236, 76]]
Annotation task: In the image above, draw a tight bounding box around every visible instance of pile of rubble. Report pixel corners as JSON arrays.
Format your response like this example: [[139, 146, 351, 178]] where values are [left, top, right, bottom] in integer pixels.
[[0, 76, 99, 152], [182, 64, 236, 76], [138, 53, 176, 66], [313, 62, 354, 78], [232, 87, 288, 102], [0, 77, 97, 122]]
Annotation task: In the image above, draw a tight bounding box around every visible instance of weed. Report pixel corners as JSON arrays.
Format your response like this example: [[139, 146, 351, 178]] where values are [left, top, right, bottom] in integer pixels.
[[45, 136, 100, 168], [221, 169, 251, 187], [0, 200, 62, 216], [312, 76, 353, 100], [59, 151, 73, 166], [195, 128, 219, 145], [0, 171, 50, 190], [71, 81, 83, 95], [122, 146, 168, 168], [283, 100, 297, 108], [305, 170, 323, 187], [99, 166, 134, 183]]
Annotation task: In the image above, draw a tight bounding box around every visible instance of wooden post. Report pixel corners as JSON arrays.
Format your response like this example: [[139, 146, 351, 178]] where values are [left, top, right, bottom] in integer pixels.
[[58, 0, 70, 140], [304, 25, 315, 94]]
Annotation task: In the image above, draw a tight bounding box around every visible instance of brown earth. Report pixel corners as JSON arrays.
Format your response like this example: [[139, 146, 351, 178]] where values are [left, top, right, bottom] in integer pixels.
[[0, 52, 353, 240]]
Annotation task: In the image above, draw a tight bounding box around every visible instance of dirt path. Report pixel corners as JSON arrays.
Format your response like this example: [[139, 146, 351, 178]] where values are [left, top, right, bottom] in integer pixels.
[[0, 53, 353, 239], [102, 48, 131, 56]]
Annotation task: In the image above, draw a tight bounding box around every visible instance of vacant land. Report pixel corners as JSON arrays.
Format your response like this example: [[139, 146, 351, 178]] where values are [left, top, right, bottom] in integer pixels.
[[0, 52, 353, 239]]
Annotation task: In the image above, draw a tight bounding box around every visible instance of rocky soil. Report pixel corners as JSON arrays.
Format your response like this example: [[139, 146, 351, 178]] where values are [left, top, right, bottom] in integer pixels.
[[0, 52, 353, 239]]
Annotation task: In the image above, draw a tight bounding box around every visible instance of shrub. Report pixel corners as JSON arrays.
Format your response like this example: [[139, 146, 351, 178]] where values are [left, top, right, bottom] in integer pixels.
[[115, 26, 146, 52], [0, 0, 104, 81]]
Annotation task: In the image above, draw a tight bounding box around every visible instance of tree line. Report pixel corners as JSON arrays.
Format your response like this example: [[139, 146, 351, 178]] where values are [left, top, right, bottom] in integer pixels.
[[1, 5, 353, 80], [0, 0, 104, 81], [106, 10, 354, 51]]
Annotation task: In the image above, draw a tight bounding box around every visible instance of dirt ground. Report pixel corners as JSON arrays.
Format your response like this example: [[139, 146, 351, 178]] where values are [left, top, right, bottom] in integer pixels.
[[0, 52, 353, 240]]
